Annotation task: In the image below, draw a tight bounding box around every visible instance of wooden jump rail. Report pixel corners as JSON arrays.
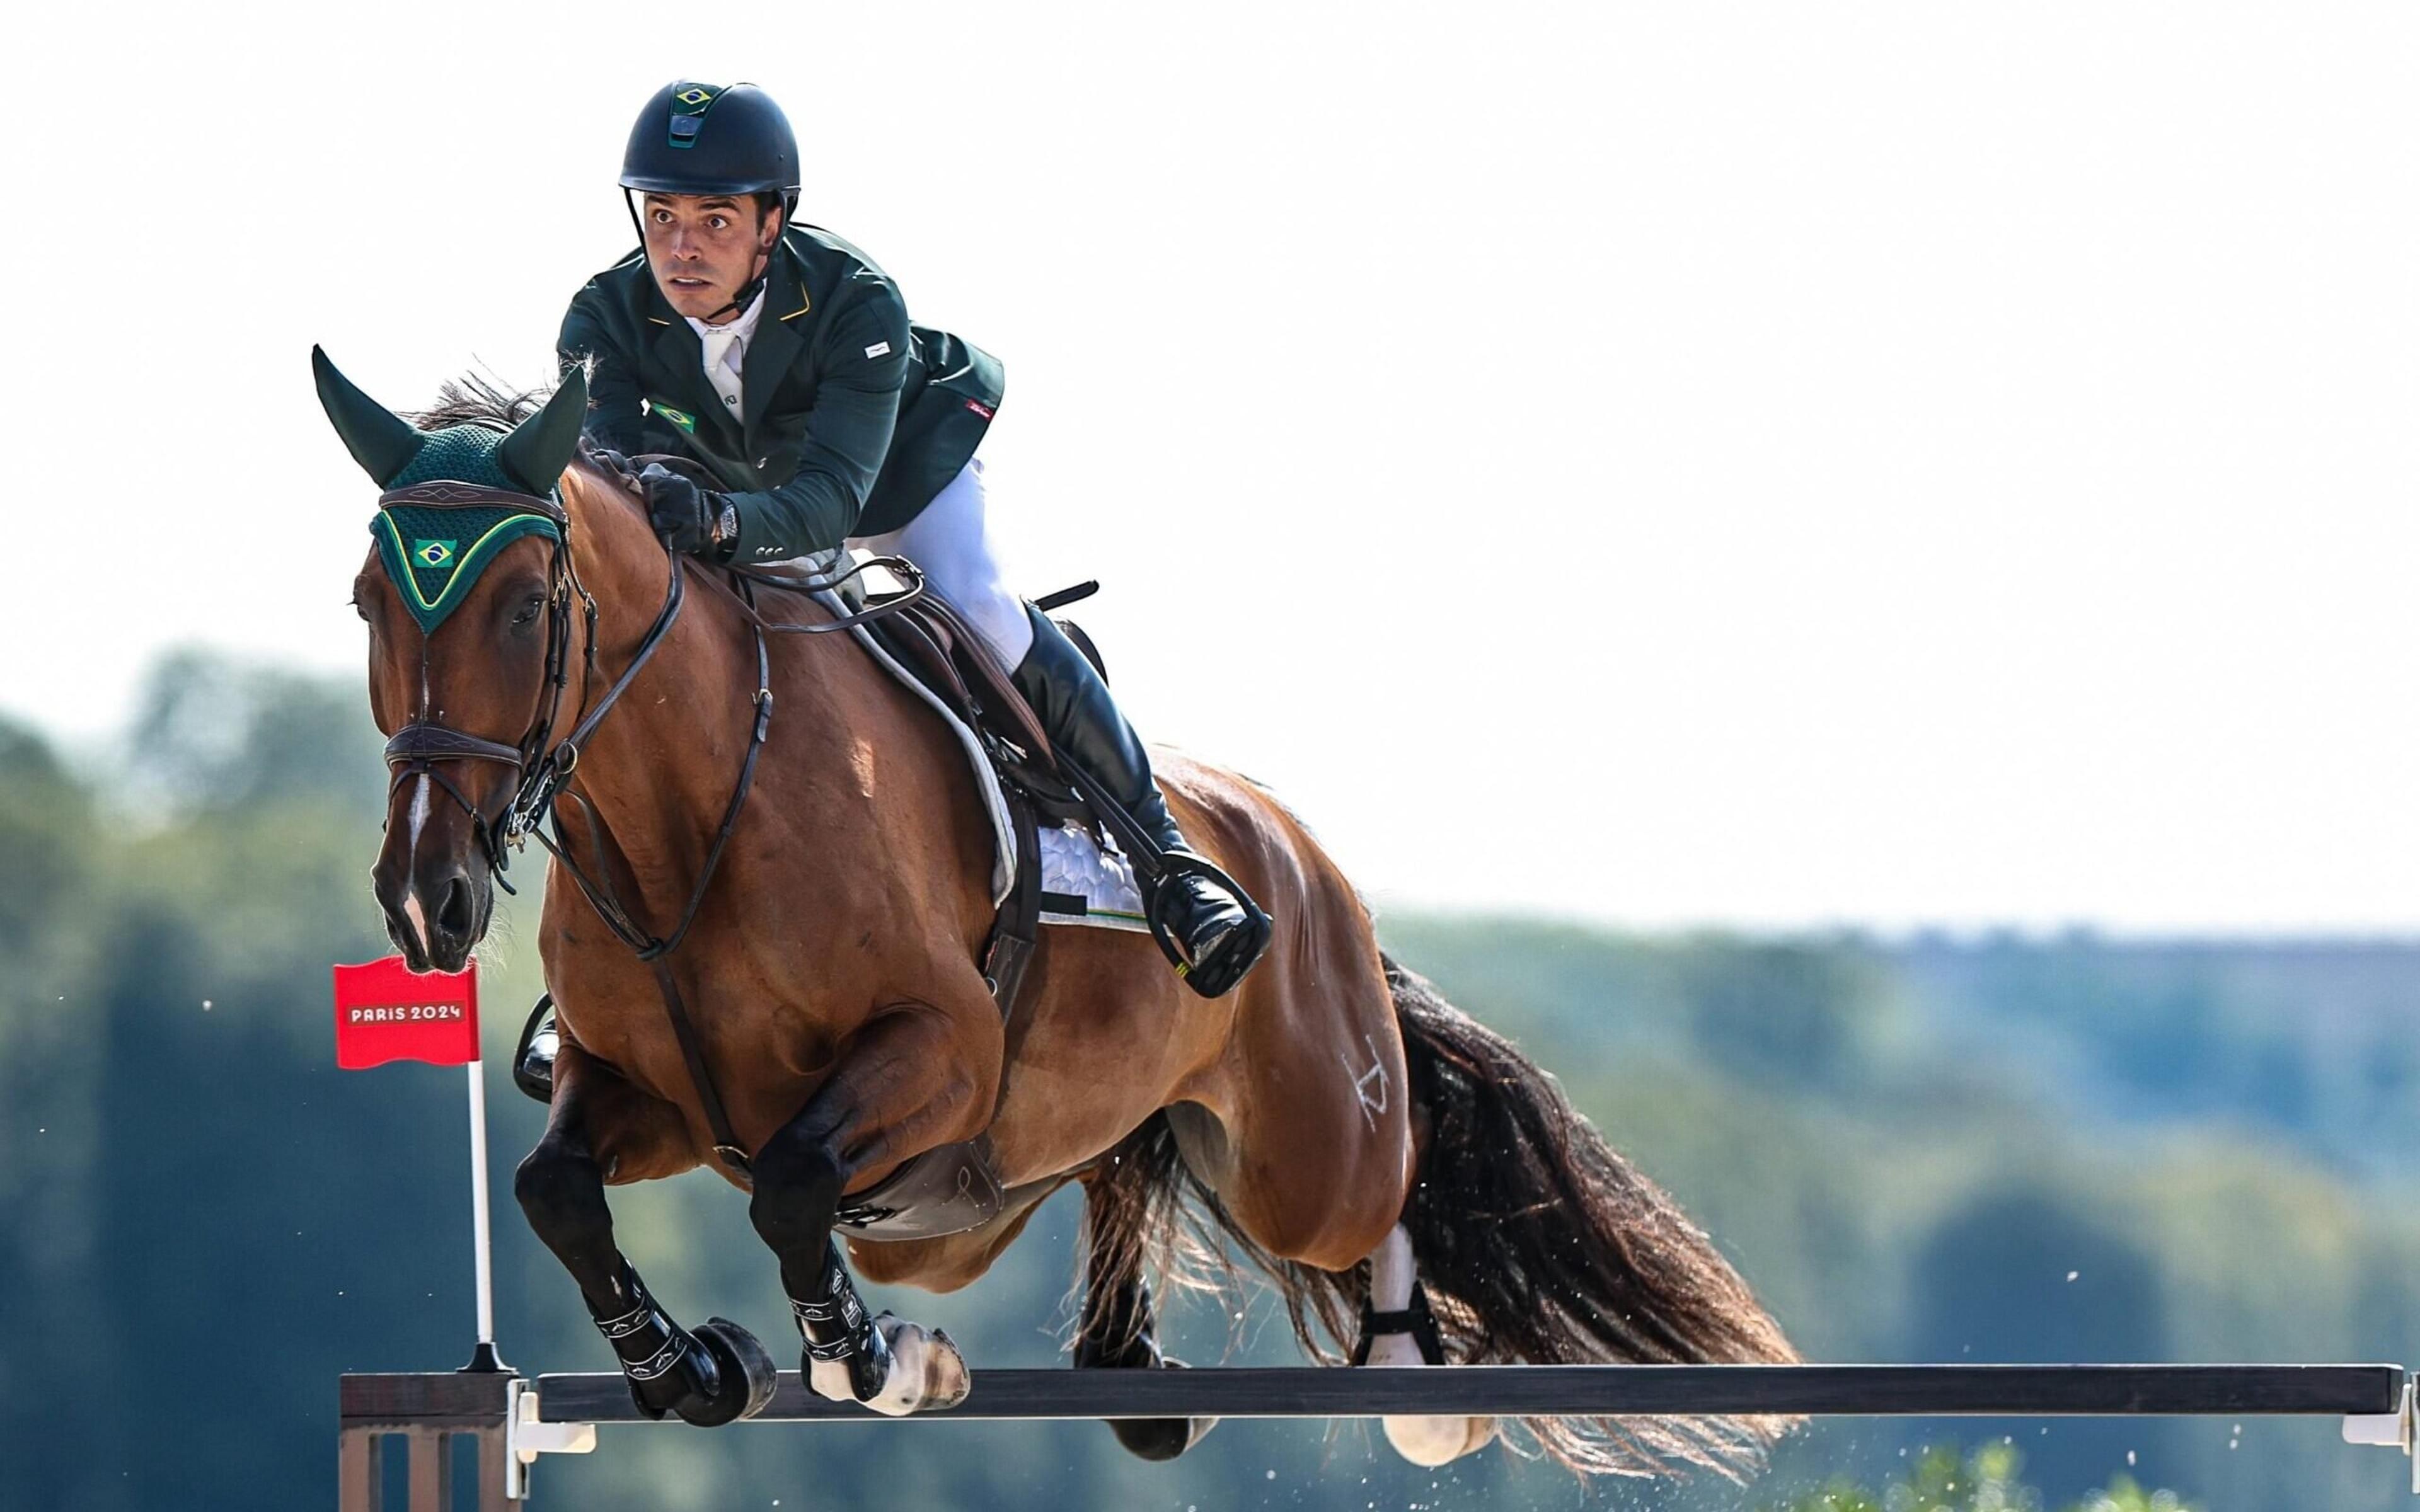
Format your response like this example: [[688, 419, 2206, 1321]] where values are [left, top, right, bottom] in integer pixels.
[[338, 1361, 2420, 1510]]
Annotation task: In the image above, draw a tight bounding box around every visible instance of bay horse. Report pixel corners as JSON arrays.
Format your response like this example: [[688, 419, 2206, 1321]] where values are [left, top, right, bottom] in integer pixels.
[[318, 351, 1799, 1479]]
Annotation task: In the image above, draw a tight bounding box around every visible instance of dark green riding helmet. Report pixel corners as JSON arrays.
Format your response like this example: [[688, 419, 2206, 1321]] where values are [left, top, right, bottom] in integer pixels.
[[620, 81, 800, 220]]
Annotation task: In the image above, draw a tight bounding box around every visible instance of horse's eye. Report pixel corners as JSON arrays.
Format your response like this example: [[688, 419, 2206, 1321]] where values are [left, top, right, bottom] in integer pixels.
[[510, 595, 546, 627]]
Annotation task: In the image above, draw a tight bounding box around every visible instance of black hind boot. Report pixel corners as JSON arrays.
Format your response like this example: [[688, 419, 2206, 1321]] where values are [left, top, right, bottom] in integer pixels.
[[585, 1264, 776, 1426], [1075, 1271, 1214, 1460], [1010, 605, 1270, 998]]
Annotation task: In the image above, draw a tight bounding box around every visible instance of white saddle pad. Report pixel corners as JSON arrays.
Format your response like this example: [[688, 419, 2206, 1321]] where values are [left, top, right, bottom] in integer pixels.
[[1037, 823, 1150, 933]]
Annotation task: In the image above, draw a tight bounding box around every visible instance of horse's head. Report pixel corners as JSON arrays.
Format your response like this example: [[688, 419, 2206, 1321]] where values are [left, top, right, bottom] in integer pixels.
[[314, 348, 589, 971]]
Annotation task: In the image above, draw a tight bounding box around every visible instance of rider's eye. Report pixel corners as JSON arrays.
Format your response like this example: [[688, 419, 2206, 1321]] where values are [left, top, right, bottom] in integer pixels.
[[708, 215, 728, 231]]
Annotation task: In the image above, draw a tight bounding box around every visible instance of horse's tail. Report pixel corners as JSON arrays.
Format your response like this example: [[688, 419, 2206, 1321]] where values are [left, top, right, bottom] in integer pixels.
[[1082, 954, 1801, 1480], [1385, 951, 1803, 1479]]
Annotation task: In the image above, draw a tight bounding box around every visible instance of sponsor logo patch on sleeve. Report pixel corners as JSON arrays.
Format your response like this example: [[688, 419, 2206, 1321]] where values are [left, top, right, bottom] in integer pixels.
[[864, 341, 892, 359], [964, 399, 994, 419]]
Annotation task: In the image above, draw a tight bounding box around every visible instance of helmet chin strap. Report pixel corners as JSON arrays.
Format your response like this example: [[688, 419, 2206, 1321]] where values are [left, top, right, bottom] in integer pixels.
[[626, 189, 777, 326], [697, 262, 768, 325]]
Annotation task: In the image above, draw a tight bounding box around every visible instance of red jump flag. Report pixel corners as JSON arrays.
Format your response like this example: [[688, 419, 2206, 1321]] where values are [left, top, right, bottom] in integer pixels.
[[332, 956, 481, 1069]]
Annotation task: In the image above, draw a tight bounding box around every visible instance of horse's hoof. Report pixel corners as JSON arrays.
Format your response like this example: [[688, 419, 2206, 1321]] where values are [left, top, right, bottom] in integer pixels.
[[1109, 1412, 1215, 1462], [1382, 1413, 1497, 1467], [1099, 1355, 1218, 1462], [681, 1319, 778, 1426], [861, 1313, 970, 1416]]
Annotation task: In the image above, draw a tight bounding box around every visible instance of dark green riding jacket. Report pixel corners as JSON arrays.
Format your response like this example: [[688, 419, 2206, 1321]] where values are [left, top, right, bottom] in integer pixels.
[[556, 224, 1005, 559]]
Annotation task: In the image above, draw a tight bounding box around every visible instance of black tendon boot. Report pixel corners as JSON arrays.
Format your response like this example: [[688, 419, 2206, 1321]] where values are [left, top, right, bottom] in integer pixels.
[[1011, 606, 1271, 998], [587, 1266, 731, 1423]]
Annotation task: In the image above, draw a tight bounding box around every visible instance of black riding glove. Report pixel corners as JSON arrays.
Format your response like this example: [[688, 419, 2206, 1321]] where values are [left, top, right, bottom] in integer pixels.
[[637, 463, 736, 558], [583, 444, 640, 483]]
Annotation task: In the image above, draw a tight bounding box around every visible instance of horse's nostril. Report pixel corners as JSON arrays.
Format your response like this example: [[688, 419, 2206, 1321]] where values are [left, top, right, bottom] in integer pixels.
[[438, 877, 475, 938]]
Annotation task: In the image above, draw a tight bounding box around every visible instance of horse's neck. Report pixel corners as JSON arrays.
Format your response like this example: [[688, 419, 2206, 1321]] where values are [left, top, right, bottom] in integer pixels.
[[560, 465, 696, 675], [555, 467, 767, 890], [550, 466, 959, 914]]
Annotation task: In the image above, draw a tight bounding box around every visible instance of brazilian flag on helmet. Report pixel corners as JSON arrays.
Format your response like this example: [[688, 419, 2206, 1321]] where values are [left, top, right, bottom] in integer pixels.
[[619, 80, 800, 209]]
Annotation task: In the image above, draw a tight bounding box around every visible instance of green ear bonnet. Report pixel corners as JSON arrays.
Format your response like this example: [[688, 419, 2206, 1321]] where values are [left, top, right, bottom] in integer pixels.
[[312, 348, 589, 633], [370, 484, 562, 635]]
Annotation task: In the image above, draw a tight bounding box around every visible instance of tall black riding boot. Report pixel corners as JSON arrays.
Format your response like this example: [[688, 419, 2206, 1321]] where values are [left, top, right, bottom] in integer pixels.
[[1010, 605, 1270, 999]]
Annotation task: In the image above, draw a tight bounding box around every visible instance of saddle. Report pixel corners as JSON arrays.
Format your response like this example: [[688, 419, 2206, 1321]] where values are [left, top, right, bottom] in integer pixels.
[[852, 578, 1115, 998]]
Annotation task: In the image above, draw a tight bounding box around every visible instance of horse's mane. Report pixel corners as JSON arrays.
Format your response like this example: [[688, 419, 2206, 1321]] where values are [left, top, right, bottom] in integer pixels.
[[408, 372, 543, 433], [406, 369, 630, 507]]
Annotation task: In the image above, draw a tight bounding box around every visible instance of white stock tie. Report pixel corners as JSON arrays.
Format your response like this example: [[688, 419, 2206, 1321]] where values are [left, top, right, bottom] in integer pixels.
[[700, 326, 746, 417]]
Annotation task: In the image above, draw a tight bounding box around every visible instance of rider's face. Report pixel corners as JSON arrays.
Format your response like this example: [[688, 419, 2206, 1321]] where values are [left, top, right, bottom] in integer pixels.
[[642, 193, 779, 322]]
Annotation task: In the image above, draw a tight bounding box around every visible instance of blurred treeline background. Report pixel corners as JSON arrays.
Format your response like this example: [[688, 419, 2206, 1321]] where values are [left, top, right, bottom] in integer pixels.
[[5, 651, 2417, 1511]]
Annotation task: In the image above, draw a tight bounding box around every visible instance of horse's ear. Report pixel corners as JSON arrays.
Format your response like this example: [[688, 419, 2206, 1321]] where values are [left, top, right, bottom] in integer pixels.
[[499, 369, 589, 496], [311, 346, 423, 486]]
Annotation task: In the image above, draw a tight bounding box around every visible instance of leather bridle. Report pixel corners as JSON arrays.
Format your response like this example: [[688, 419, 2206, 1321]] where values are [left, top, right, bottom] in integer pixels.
[[378, 481, 594, 885], [374, 464, 928, 1176]]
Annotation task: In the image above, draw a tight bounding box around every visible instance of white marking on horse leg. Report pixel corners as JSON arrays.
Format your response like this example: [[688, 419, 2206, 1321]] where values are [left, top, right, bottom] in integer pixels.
[[1363, 1224, 1497, 1465], [807, 1354, 857, 1403], [804, 1314, 971, 1414], [1384, 1407, 1498, 1467], [863, 1314, 970, 1417], [1369, 1223, 1415, 1313]]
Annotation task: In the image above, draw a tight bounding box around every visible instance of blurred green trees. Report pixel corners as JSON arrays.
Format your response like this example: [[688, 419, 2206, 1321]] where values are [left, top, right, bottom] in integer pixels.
[[1766, 1444, 2198, 1512], [4, 651, 2419, 1509]]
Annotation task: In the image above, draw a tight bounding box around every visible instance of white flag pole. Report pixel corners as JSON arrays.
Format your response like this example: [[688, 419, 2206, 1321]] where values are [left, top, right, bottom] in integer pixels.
[[464, 1056, 504, 1372]]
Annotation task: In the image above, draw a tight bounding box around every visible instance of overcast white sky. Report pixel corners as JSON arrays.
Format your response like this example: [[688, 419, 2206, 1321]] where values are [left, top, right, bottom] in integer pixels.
[[5, 3, 2416, 932]]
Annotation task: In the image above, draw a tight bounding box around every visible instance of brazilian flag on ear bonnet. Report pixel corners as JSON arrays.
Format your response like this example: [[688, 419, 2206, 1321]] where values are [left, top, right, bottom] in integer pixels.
[[620, 81, 801, 220]]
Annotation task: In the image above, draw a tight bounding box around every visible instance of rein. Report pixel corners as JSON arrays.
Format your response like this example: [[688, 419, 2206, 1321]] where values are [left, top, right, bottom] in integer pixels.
[[377, 468, 928, 1177]]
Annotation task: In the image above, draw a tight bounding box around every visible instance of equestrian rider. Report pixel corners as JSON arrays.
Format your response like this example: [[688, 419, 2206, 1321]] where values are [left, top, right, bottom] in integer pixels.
[[555, 81, 1269, 1000]]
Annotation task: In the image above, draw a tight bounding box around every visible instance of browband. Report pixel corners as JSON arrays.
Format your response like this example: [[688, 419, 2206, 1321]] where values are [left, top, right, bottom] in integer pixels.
[[378, 480, 569, 523]]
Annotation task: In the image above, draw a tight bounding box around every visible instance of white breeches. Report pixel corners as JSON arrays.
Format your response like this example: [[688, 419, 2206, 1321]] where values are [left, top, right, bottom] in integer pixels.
[[849, 457, 1034, 667]]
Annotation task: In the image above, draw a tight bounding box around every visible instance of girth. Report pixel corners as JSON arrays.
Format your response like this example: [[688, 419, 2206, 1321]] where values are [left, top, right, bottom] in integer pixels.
[[834, 1133, 1007, 1241]]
